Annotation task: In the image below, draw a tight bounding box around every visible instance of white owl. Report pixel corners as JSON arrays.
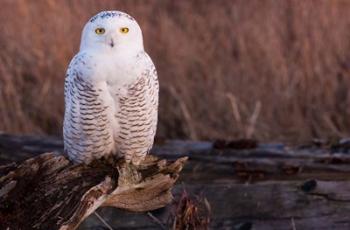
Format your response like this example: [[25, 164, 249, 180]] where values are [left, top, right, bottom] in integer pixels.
[[63, 11, 159, 165]]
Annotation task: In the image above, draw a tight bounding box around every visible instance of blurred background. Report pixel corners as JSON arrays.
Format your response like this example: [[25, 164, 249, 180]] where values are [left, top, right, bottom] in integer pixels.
[[0, 0, 349, 143]]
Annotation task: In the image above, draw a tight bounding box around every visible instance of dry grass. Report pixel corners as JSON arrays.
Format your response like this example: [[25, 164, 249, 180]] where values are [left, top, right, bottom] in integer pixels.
[[171, 190, 210, 230], [0, 0, 350, 143]]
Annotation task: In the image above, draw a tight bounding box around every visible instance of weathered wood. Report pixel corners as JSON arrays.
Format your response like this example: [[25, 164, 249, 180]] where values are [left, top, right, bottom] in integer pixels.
[[78, 139, 350, 230], [1, 134, 350, 229], [0, 149, 187, 230]]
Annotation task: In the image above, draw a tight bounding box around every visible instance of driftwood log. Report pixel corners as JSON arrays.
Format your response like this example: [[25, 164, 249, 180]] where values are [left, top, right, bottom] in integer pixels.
[[0, 145, 187, 230], [1, 134, 350, 229]]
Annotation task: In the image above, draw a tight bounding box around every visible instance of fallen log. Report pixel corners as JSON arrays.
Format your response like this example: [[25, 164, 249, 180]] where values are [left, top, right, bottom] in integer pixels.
[[0, 151, 187, 230], [1, 134, 350, 229]]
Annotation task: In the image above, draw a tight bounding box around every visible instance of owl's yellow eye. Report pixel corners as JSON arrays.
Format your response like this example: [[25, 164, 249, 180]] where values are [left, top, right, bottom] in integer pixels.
[[120, 27, 129, 34], [95, 28, 105, 35]]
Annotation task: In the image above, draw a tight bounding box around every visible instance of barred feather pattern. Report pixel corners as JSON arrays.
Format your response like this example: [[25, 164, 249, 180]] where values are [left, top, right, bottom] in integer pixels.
[[63, 52, 159, 165], [63, 66, 113, 163], [115, 65, 159, 165]]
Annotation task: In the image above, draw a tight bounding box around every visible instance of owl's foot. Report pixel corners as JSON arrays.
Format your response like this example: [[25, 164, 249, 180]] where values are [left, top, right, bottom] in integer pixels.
[[117, 162, 142, 186]]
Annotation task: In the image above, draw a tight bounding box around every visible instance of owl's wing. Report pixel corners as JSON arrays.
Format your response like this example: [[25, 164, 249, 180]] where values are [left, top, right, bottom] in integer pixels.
[[115, 52, 159, 165], [63, 53, 113, 164]]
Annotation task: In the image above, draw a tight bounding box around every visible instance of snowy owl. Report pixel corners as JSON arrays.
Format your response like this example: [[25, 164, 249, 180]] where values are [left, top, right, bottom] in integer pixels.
[[63, 11, 159, 165]]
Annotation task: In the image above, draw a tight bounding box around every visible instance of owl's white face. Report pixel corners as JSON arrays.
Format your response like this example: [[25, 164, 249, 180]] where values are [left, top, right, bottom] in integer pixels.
[[80, 11, 144, 55]]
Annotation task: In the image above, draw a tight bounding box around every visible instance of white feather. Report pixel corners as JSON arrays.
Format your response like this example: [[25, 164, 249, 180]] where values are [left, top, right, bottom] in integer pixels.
[[63, 11, 159, 164]]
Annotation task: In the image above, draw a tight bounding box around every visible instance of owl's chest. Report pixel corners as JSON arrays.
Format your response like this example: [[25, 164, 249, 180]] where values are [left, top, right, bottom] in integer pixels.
[[105, 76, 150, 131], [111, 76, 148, 113]]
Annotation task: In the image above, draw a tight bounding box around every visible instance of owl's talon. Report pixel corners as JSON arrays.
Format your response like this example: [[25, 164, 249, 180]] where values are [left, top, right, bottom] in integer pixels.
[[118, 163, 141, 186]]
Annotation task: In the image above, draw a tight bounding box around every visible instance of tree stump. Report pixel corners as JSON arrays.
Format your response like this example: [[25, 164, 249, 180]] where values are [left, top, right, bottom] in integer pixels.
[[0, 152, 187, 230]]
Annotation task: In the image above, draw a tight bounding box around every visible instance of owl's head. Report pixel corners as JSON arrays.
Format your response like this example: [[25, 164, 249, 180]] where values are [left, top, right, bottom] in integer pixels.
[[80, 11, 144, 54]]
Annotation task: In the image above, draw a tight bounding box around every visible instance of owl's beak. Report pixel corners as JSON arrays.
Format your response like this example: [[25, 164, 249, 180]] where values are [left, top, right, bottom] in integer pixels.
[[109, 38, 114, 48], [105, 33, 115, 48]]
